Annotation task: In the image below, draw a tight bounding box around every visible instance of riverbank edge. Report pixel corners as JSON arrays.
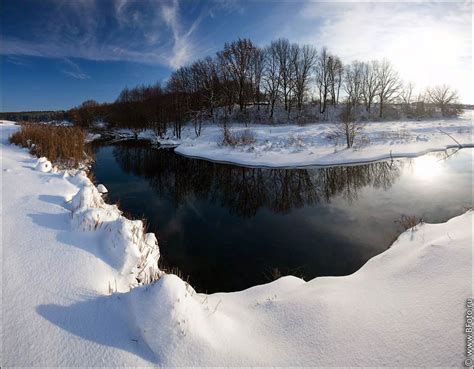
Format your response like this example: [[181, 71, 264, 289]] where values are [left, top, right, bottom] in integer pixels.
[[4, 122, 162, 291], [87, 112, 473, 168]]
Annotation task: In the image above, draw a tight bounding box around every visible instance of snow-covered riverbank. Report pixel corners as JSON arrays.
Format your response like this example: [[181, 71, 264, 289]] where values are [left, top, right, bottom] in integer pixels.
[[1, 122, 162, 365], [1, 121, 472, 366], [174, 111, 473, 167], [96, 111, 473, 167]]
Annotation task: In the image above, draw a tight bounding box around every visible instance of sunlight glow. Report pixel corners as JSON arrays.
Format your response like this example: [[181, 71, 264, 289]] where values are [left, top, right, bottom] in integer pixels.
[[412, 155, 442, 180], [388, 27, 470, 100], [301, 1, 473, 103]]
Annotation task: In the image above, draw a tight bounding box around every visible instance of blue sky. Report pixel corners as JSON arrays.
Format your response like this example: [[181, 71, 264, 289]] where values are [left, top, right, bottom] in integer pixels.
[[1, 0, 472, 111]]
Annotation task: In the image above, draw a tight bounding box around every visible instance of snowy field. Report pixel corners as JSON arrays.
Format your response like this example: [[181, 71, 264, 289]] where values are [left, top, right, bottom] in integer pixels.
[[1, 121, 472, 366]]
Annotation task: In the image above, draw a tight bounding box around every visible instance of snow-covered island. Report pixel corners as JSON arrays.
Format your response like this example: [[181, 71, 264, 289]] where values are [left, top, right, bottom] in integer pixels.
[[1, 113, 473, 366]]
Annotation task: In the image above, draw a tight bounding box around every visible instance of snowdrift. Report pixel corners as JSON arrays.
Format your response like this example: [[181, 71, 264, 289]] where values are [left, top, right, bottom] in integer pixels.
[[35, 157, 52, 172], [69, 171, 161, 289], [126, 211, 472, 366]]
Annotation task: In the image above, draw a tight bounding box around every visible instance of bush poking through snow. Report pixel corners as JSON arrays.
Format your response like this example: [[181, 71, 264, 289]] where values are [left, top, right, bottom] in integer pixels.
[[159, 265, 189, 282], [395, 214, 423, 232], [222, 127, 256, 146], [332, 104, 366, 148], [9, 123, 91, 168]]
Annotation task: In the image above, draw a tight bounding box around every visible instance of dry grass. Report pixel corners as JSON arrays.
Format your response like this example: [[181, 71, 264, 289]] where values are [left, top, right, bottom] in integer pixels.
[[395, 214, 423, 232], [388, 214, 425, 247], [9, 123, 89, 168], [160, 265, 191, 284]]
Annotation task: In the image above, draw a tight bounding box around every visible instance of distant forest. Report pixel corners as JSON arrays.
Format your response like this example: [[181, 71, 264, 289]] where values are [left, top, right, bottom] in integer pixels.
[[0, 110, 68, 122], [6, 38, 463, 137]]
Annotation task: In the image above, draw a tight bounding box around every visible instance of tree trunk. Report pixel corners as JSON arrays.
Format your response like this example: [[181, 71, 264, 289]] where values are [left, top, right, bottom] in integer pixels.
[[270, 98, 276, 118]]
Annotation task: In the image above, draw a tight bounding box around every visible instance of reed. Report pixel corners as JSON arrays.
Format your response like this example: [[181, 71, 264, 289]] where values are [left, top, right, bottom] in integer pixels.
[[9, 123, 89, 168]]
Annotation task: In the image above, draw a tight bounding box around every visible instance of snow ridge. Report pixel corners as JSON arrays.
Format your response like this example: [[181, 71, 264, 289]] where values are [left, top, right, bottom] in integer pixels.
[[68, 171, 162, 289], [126, 211, 473, 366]]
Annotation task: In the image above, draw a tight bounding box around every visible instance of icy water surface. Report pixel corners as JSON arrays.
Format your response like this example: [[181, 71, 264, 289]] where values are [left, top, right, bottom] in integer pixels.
[[91, 141, 473, 293]]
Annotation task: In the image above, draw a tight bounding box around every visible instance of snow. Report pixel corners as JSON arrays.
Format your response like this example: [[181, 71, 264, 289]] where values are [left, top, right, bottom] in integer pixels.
[[86, 132, 102, 142], [1, 120, 472, 366], [68, 172, 161, 287], [0, 119, 18, 125], [2, 122, 162, 366], [35, 157, 52, 172], [95, 111, 473, 167], [173, 111, 473, 167], [97, 183, 108, 193]]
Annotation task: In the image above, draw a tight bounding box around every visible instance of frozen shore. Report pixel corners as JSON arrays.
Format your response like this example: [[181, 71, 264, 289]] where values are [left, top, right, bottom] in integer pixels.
[[1, 121, 472, 366]]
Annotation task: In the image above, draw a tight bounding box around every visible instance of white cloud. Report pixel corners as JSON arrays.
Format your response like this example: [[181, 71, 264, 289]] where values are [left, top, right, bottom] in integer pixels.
[[160, 0, 205, 68], [1, 36, 168, 65], [114, 0, 129, 26], [61, 58, 90, 80], [5, 55, 30, 67], [297, 1, 473, 102], [1, 0, 208, 70], [3, 0, 470, 102], [62, 70, 90, 80]]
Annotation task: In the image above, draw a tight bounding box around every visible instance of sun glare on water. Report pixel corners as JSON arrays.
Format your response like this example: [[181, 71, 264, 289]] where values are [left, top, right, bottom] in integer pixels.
[[412, 155, 443, 180]]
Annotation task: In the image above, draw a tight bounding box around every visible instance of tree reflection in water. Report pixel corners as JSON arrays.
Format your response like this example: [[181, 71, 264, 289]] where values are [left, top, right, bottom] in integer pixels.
[[91, 142, 471, 292], [112, 141, 403, 217]]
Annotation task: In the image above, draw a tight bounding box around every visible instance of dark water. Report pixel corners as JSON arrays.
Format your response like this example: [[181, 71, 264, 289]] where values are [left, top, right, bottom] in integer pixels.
[[91, 141, 473, 293]]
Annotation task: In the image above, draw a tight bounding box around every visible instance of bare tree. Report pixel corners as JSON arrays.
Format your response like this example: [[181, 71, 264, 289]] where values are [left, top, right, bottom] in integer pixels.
[[293, 44, 317, 114], [361, 60, 379, 113], [70, 100, 99, 128], [274, 38, 293, 112], [426, 85, 460, 116], [316, 47, 331, 114], [250, 47, 265, 110], [344, 61, 363, 108], [286, 43, 299, 116], [328, 55, 343, 106], [262, 43, 282, 119], [191, 57, 220, 120], [217, 38, 257, 112], [167, 67, 195, 138], [375, 59, 402, 118], [216, 52, 237, 116], [400, 81, 415, 114]]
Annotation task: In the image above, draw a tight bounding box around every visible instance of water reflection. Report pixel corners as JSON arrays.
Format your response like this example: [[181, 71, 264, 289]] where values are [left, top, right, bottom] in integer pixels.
[[92, 141, 471, 293], [112, 141, 403, 217]]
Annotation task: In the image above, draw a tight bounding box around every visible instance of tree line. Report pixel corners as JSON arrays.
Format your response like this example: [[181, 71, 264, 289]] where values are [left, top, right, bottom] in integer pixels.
[[69, 37, 462, 135]]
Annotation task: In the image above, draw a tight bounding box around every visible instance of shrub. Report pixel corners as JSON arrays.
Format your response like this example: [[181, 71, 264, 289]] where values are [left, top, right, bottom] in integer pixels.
[[332, 103, 365, 148], [222, 127, 256, 146], [9, 123, 90, 168], [395, 214, 423, 232]]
